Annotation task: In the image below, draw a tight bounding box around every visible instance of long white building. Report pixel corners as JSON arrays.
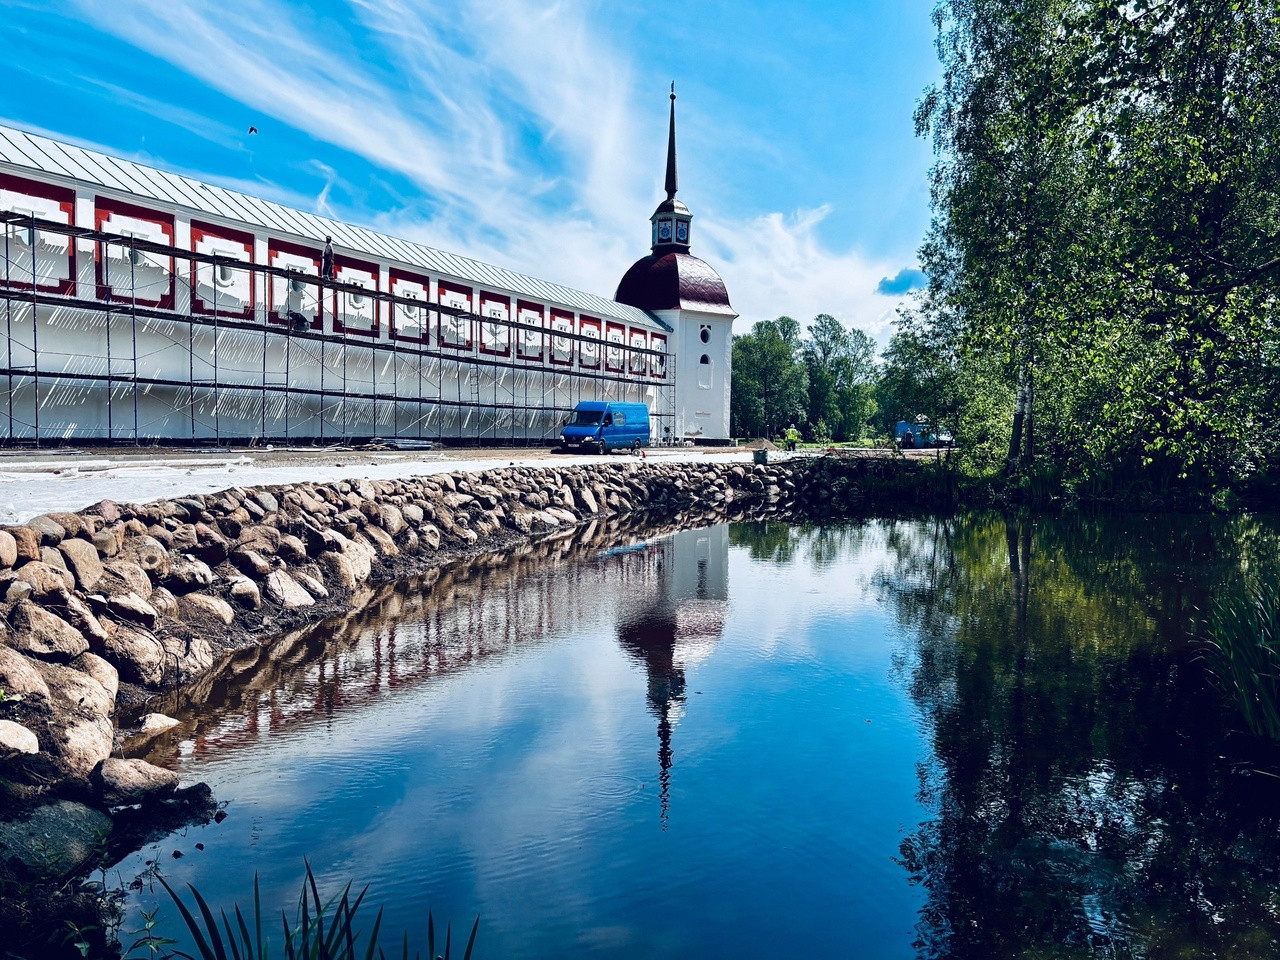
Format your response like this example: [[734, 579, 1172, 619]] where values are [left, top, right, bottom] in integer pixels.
[[0, 92, 735, 446]]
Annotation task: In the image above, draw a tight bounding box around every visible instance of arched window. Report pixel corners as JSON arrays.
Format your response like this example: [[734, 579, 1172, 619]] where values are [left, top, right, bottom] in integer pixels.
[[698, 354, 712, 389]]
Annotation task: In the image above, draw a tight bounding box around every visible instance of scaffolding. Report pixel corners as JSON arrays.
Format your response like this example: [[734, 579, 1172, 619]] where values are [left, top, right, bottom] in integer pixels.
[[1, 210, 676, 446]]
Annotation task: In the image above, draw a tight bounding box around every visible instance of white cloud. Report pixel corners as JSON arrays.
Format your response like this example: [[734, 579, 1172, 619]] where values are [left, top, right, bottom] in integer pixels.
[[69, 0, 913, 343]]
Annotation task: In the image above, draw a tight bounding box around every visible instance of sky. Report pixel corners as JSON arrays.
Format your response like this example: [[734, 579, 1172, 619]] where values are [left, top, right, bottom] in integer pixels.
[[1, 0, 940, 346]]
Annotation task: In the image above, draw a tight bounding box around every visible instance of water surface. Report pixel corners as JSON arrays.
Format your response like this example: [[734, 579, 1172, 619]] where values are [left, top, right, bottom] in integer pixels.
[[119, 513, 1280, 959]]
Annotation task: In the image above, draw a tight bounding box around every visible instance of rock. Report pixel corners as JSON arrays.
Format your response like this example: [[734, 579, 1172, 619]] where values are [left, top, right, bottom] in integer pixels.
[[101, 559, 153, 599], [59, 592, 109, 646], [317, 552, 356, 590], [293, 570, 328, 599], [101, 622, 166, 686], [58, 537, 105, 591], [46, 513, 85, 539], [92, 757, 180, 806], [0, 530, 16, 568], [7, 526, 41, 564], [34, 660, 113, 718], [108, 592, 159, 629], [159, 634, 214, 678], [177, 593, 235, 626], [231, 547, 273, 578], [265, 571, 314, 609], [0, 800, 113, 880], [360, 523, 398, 556], [56, 716, 113, 777], [0, 646, 51, 699], [148, 586, 180, 619], [72, 652, 119, 701], [378, 504, 406, 537], [27, 514, 67, 545], [229, 577, 262, 609], [402, 503, 424, 525], [10, 560, 74, 599], [140, 713, 180, 734], [2, 577, 32, 603], [0, 719, 39, 755], [8, 601, 89, 660], [87, 499, 123, 524], [237, 524, 281, 555], [339, 537, 374, 583], [121, 535, 171, 578], [190, 523, 229, 565], [276, 534, 308, 564], [164, 556, 215, 594], [252, 490, 279, 513]]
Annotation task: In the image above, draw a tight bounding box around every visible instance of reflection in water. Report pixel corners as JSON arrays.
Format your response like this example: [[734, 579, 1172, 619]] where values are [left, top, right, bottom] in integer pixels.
[[612, 527, 728, 827], [116, 510, 1280, 960], [881, 512, 1280, 959]]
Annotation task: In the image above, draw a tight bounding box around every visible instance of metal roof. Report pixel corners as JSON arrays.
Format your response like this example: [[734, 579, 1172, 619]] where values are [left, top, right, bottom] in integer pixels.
[[0, 123, 669, 332]]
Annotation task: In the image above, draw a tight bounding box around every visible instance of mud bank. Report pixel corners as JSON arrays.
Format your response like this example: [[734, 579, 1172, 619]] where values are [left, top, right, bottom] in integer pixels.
[[0, 454, 939, 879]]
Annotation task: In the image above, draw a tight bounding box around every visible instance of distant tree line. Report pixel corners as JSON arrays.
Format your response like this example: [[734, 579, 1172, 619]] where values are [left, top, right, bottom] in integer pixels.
[[730, 313, 946, 444]]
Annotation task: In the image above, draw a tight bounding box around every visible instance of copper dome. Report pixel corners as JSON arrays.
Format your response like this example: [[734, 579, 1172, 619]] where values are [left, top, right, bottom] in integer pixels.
[[615, 252, 734, 316]]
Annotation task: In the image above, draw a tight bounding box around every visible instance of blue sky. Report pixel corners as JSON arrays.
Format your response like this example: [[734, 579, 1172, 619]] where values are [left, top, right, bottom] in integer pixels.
[[1, 0, 939, 344]]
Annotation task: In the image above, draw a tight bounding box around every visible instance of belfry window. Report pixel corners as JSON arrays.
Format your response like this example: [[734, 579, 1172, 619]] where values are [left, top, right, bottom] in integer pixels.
[[698, 354, 712, 389]]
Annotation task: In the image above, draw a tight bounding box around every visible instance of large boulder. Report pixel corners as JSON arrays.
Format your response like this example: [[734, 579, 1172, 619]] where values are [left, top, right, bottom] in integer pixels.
[[100, 559, 153, 600], [265, 571, 314, 609], [9, 560, 74, 600], [7, 601, 89, 660], [0, 529, 17, 568], [107, 592, 159, 629], [120, 536, 171, 579], [58, 538, 105, 591], [72, 651, 119, 702], [177, 593, 235, 627], [0, 646, 50, 699], [34, 660, 114, 718], [54, 716, 114, 778], [101, 622, 166, 686], [26, 514, 67, 545], [91, 757, 180, 807], [0, 800, 113, 880], [164, 556, 215, 594], [0, 719, 39, 756]]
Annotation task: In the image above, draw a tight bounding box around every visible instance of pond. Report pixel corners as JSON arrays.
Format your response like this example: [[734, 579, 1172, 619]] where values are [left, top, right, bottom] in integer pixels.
[[116, 513, 1280, 959]]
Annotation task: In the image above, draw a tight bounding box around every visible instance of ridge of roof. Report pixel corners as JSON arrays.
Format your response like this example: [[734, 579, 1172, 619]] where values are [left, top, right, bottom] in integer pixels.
[[0, 121, 669, 332]]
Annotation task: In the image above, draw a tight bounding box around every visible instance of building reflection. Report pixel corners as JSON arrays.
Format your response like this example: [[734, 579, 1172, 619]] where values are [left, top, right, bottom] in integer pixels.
[[613, 525, 729, 827]]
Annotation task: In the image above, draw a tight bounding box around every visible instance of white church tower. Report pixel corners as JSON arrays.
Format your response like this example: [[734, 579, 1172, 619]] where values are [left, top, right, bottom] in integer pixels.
[[615, 86, 736, 443]]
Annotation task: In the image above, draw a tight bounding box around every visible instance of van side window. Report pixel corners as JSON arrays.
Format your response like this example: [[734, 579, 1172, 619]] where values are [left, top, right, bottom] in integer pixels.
[[615, 412, 626, 425]]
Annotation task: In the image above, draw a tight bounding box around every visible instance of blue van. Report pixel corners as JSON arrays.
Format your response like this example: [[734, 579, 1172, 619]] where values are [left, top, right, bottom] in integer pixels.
[[559, 401, 651, 454]]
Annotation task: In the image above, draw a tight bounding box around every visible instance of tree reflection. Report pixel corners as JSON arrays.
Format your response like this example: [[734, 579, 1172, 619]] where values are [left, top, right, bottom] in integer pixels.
[[885, 513, 1280, 958]]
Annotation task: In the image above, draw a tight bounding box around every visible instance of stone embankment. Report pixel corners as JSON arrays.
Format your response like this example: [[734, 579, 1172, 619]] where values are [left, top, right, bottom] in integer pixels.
[[0, 453, 936, 873]]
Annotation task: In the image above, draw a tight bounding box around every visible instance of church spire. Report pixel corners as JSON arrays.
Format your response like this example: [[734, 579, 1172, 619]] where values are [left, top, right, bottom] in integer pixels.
[[665, 83, 678, 201], [650, 84, 692, 254]]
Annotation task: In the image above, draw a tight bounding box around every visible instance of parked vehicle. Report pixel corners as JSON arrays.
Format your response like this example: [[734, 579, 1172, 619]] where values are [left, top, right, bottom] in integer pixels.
[[559, 401, 651, 454], [895, 419, 953, 449]]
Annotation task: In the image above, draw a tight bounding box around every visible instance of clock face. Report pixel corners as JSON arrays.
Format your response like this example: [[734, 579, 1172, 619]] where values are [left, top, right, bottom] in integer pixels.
[[659, 222, 672, 241], [677, 222, 688, 241]]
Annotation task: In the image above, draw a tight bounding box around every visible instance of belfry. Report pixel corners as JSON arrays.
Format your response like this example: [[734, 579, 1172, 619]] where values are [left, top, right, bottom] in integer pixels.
[[616, 85, 737, 443]]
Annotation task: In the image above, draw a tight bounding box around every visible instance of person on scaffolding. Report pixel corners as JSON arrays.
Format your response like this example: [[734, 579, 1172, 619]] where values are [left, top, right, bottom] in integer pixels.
[[321, 236, 335, 280], [785, 423, 800, 452]]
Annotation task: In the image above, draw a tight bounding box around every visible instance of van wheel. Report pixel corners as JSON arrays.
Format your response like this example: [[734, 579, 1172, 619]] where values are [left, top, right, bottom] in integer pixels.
[[633, 439, 642, 450], [598, 441, 608, 455]]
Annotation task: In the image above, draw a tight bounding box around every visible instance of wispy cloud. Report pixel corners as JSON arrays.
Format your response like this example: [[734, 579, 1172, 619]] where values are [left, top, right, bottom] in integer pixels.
[[68, 0, 916, 341]]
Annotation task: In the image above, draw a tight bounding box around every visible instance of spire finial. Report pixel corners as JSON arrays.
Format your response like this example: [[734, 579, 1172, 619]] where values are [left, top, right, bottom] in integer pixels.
[[665, 82, 678, 201]]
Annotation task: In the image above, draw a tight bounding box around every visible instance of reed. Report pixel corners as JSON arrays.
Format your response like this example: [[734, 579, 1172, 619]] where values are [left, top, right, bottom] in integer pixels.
[[1205, 579, 1280, 740], [148, 862, 478, 960]]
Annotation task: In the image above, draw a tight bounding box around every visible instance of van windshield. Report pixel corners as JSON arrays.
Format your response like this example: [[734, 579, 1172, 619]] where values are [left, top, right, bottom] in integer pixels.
[[572, 410, 603, 425]]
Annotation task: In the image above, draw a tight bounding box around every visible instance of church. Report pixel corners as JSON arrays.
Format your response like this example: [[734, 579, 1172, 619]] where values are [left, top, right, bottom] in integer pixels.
[[0, 90, 735, 446]]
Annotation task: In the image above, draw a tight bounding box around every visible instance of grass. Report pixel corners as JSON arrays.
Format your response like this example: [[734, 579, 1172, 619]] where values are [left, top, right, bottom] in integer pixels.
[[141, 861, 478, 960], [1204, 579, 1280, 740]]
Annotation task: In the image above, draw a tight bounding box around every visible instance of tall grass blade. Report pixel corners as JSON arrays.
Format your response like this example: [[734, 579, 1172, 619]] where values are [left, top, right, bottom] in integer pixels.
[[461, 916, 479, 960], [157, 875, 219, 960], [188, 882, 230, 960]]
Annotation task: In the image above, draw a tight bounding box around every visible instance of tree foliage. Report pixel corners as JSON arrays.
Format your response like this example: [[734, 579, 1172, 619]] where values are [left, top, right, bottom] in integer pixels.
[[916, 0, 1280, 500]]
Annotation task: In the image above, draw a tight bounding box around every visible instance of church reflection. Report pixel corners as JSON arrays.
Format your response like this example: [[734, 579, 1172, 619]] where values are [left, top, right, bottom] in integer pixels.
[[612, 525, 729, 827]]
